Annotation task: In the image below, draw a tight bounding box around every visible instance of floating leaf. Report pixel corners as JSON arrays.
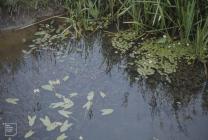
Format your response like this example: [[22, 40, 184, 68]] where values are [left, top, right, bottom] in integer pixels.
[[6, 98, 19, 104], [24, 130, 34, 138], [50, 102, 65, 109], [87, 91, 94, 101], [55, 93, 64, 99], [62, 102, 74, 109], [49, 80, 60, 85], [56, 133, 68, 140], [40, 116, 61, 131], [28, 115, 36, 127], [50, 100, 74, 110], [100, 92, 106, 98], [69, 93, 78, 98], [63, 76, 69, 82], [41, 84, 53, 91], [101, 109, 114, 116], [60, 120, 73, 132], [83, 101, 93, 111], [58, 110, 72, 118]]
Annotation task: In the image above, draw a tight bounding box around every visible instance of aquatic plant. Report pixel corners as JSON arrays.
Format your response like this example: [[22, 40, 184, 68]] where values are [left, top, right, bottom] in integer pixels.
[[130, 41, 196, 77]]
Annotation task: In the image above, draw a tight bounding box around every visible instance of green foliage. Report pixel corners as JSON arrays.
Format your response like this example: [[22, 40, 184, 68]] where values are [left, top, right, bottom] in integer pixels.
[[194, 18, 208, 62]]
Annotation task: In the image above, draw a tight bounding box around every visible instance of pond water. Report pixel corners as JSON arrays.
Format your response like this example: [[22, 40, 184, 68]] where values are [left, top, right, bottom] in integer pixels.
[[0, 26, 208, 140]]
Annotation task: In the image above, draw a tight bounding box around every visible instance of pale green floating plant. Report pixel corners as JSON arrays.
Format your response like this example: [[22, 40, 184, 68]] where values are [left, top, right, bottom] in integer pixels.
[[41, 84, 53, 92], [40, 116, 62, 131], [56, 133, 68, 140], [28, 115, 36, 127], [83, 101, 93, 111], [58, 110, 72, 118], [101, 109, 114, 116], [87, 91, 94, 101], [63, 76, 70, 82], [6, 98, 19, 104], [60, 120, 73, 133], [100, 91, 106, 98], [24, 130, 35, 139]]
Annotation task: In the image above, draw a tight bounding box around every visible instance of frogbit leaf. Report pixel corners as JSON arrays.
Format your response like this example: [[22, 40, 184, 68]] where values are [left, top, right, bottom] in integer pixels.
[[60, 120, 73, 132], [83, 101, 93, 111], [28, 115, 36, 127], [50, 101, 74, 110], [63, 76, 69, 82], [58, 110, 72, 118], [56, 133, 68, 140], [6, 98, 19, 104], [101, 109, 114, 116], [87, 91, 94, 101], [24, 130, 34, 138], [41, 84, 53, 91], [100, 92, 106, 98], [40, 116, 61, 131]]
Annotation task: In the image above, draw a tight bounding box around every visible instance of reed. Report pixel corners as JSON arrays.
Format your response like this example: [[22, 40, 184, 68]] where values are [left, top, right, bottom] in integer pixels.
[[1, 0, 208, 59]]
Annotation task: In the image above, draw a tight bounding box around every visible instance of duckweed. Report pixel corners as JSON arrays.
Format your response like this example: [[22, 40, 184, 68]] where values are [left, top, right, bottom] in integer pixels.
[[132, 41, 196, 76], [111, 31, 196, 77]]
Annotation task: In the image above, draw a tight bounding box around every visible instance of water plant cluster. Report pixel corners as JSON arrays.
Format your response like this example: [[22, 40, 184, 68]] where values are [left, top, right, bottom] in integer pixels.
[[5, 76, 113, 139], [109, 31, 197, 77]]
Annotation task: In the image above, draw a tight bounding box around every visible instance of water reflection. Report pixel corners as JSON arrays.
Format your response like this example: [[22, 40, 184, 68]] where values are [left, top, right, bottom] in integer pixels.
[[0, 29, 208, 140]]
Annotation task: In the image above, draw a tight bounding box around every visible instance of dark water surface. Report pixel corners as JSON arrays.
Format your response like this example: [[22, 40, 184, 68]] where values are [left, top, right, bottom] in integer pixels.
[[0, 27, 208, 140]]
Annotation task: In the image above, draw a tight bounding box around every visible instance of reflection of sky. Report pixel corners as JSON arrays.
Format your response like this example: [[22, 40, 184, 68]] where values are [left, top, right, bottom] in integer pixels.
[[0, 32, 208, 140]]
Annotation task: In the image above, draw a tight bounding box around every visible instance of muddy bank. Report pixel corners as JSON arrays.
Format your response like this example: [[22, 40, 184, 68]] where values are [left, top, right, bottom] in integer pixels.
[[0, 4, 64, 30]]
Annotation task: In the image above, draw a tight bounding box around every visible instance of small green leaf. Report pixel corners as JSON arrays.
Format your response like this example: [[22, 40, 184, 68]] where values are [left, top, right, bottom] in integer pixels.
[[69, 93, 78, 98], [40, 116, 61, 131], [50, 100, 74, 110], [6, 98, 19, 104], [56, 133, 68, 140], [55, 93, 64, 99], [101, 109, 114, 116], [24, 130, 34, 138], [49, 80, 60, 85], [63, 76, 69, 82], [87, 91, 94, 101], [60, 120, 73, 132], [100, 92, 106, 98], [28, 115, 36, 127], [58, 110, 72, 118], [41, 84, 53, 91], [83, 101, 93, 111]]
